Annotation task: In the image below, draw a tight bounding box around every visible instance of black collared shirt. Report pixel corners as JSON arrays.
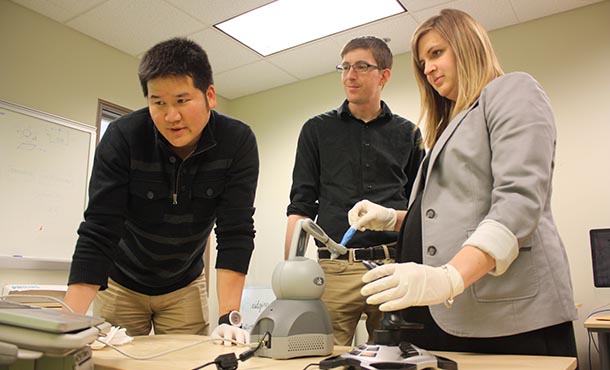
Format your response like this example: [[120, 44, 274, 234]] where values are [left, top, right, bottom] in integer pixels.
[[287, 100, 424, 248]]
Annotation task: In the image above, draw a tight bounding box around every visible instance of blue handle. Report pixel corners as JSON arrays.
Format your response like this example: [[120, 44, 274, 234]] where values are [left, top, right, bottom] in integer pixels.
[[340, 227, 356, 246]]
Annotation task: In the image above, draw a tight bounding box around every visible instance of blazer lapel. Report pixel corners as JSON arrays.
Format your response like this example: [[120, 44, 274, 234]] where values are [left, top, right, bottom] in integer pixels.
[[408, 100, 480, 207]]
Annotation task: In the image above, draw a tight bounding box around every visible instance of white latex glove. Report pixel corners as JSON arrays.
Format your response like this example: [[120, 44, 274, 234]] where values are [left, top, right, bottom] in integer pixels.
[[90, 326, 133, 350], [348, 199, 397, 232], [361, 262, 465, 311], [210, 324, 250, 346]]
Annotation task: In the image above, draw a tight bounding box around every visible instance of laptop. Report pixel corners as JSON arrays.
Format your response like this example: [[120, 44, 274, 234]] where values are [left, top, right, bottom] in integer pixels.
[[0, 300, 105, 333]]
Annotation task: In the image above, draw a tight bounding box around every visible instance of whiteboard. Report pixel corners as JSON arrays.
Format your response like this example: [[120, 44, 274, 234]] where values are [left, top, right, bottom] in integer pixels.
[[0, 99, 96, 267]]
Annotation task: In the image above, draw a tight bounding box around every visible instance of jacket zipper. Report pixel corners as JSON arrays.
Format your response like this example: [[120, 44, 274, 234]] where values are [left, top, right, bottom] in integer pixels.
[[172, 149, 199, 205], [172, 160, 185, 205]]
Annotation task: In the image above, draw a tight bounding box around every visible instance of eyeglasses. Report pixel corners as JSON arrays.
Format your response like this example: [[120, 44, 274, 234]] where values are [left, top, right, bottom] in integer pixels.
[[336, 61, 383, 73]]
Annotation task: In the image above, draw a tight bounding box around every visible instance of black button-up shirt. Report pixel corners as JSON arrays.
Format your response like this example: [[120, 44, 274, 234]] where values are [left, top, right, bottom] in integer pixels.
[[287, 100, 424, 248]]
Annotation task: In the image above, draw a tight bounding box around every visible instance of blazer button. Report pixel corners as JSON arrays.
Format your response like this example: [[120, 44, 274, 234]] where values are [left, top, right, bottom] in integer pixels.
[[425, 209, 436, 219], [146, 191, 154, 200], [206, 188, 214, 197], [427, 246, 437, 256]]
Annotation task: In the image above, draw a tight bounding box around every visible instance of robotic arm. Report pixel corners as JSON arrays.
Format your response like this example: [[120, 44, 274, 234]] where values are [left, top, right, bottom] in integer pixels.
[[287, 219, 347, 260]]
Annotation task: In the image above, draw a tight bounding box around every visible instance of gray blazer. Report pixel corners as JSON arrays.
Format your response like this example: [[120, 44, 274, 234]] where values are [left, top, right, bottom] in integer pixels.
[[412, 72, 577, 337]]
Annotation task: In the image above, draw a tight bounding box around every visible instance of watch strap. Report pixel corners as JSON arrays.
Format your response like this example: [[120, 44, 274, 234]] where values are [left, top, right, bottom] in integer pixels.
[[218, 311, 242, 328]]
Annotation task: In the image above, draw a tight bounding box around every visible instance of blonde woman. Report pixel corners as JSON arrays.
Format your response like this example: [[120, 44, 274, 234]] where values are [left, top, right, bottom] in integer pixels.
[[349, 9, 577, 357]]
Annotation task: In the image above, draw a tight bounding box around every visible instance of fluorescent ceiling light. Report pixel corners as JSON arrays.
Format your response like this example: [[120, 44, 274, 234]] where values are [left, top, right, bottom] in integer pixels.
[[215, 0, 406, 56]]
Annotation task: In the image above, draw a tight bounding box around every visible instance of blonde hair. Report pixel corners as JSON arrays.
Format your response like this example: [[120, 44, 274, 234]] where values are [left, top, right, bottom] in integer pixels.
[[411, 9, 504, 148]]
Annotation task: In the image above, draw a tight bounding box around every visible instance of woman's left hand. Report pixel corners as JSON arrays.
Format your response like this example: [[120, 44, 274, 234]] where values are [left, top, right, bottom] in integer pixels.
[[361, 262, 464, 311]]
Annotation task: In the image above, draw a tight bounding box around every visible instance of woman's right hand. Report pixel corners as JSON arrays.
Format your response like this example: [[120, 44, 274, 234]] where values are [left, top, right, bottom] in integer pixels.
[[348, 199, 397, 232]]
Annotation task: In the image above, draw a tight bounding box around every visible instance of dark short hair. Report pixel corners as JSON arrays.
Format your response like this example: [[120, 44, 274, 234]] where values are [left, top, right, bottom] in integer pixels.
[[340, 36, 393, 70], [138, 37, 213, 97]]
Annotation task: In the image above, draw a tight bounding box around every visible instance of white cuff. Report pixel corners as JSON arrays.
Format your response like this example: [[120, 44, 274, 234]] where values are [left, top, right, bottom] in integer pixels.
[[442, 264, 465, 308], [462, 219, 518, 276]]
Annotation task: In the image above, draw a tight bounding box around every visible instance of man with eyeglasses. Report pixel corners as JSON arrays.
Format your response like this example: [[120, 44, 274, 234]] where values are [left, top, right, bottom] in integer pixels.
[[284, 36, 424, 346]]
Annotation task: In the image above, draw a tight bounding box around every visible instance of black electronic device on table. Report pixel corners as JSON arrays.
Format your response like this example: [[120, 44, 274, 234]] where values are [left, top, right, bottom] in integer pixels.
[[319, 260, 458, 370]]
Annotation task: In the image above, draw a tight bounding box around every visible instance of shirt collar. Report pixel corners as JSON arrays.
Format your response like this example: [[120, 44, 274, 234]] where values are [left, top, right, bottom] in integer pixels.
[[153, 110, 217, 155], [337, 99, 393, 122]]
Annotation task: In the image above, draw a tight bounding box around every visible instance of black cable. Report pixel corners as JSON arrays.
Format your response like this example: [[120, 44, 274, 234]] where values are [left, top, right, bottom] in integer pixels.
[[591, 330, 599, 353], [588, 330, 592, 370], [192, 331, 272, 370], [301, 363, 320, 369], [237, 348, 256, 362], [192, 353, 239, 370], [192, 360, 217, 369], [586, 307, 610, 370], [215, 353, 239, 370], [240, 331, 271, 360]]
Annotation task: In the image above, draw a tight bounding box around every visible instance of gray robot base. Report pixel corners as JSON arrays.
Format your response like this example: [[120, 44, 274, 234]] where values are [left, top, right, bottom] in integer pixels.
[[250, 299, 334, 359]]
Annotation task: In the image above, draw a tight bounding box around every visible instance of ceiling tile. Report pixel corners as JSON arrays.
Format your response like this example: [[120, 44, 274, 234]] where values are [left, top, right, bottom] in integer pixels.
[[214, 61, 298, 99], [458, 0, 519, 30], [410, 0, 519, 31], [11, 0, 602, 99], [66, 0, 206, 56], [190, 28, 262, 74], [510, 0, 604, 22], [10, 0, 105, 23], [165, 0, 275, 26], [332, 13, 420, 55], [398, 0, 455, 12], [267, 38, 342, 80]]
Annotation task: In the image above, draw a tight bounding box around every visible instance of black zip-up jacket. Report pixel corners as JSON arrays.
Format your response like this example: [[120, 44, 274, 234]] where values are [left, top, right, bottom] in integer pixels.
[[69, 108, 259, 295]]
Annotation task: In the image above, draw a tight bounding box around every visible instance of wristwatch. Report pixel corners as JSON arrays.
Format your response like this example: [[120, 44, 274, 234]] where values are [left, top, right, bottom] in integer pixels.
[[218, 310, 243, 327]]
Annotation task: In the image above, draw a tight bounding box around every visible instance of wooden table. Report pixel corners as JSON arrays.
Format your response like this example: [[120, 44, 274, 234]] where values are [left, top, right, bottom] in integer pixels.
[[584, 313, 610, 370], [92, 334, 577, 370]]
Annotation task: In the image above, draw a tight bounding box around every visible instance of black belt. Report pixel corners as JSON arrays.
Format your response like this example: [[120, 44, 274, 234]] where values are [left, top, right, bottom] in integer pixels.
[[318, 245, 396, 261]]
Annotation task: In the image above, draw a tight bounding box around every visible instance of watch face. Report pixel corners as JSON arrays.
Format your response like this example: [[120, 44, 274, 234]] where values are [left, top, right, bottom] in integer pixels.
[[229, 310, 242, 326]]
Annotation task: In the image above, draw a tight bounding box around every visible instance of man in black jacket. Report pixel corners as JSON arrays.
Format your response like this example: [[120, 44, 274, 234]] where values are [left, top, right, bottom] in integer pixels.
[[65, 38, 258, 344]]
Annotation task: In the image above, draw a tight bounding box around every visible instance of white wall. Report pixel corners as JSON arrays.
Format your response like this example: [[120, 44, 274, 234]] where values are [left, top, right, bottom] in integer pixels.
[[1, 0, 609, 368]]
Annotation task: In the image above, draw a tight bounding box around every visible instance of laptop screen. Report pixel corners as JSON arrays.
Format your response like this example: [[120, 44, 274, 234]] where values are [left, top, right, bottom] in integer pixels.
[[590, 228, 610, 288]]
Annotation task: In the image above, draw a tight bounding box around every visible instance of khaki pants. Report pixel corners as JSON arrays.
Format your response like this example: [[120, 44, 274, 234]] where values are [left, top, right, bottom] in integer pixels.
[[93, 274, 209, 336], [319, 257, 394, 346]]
